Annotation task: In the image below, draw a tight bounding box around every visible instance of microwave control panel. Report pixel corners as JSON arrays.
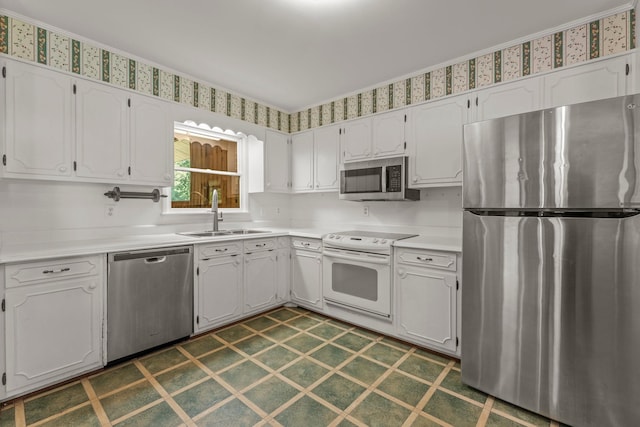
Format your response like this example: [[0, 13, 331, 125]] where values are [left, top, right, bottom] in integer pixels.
[[387, 165, 402, 192]]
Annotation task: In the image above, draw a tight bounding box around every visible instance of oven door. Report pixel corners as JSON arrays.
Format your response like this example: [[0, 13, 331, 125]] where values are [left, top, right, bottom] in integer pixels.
[[322, 247, 391, 317]]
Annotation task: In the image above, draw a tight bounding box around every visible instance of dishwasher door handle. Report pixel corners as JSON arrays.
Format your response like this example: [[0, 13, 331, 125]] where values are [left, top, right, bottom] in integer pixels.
[[144, 256, 167, 264]]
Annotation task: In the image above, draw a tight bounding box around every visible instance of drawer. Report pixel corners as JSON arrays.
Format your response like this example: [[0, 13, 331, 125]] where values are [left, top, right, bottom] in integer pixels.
[[5, 255, 101, 288], [396, 249, 457, 271], [291, 238, 322, 252], [199, 242, 242, 259], [244, 238, 277, 253]]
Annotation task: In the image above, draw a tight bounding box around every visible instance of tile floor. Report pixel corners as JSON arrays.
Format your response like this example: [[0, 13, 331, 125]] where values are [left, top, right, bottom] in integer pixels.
[[0, 307, 560, 427]]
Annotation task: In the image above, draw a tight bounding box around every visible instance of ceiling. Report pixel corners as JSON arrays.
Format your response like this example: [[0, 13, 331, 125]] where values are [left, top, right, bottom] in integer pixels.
[[2, 0, 633, 112]]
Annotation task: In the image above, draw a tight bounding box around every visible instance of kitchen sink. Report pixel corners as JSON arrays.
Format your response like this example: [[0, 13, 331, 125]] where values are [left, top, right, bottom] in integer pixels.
[[177, 229, 270, 238]]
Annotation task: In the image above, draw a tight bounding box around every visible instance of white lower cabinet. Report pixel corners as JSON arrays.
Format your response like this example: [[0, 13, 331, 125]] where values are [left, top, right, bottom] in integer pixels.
[[195, 242, 243, 333], [290, 238, 323, 309], [3, 255, 104, 397], [276, 237, 291, 304], [244, 239, 278, 314], [394, 248, 459, 355]]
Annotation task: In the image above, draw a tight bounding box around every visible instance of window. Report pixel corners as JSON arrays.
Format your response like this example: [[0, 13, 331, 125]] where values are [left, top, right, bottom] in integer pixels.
[[170, 122, 243, 211]]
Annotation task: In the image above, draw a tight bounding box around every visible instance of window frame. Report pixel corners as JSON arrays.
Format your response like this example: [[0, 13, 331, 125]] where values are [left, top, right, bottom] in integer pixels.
[[164, 121, 249, 215]]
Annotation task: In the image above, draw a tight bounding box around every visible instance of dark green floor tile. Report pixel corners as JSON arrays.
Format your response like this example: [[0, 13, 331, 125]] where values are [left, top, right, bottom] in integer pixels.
[[310, 344, 352, 367], [140, 348, 188, 374], [268, 308, 299, 321], [0, 407, 14, 427], [39, 404, 100, 427], [492, 399, 550, 426], [327, 319, 351, 329], [411, 414, 442, 426], [350, 392, 411, 427], [215, 324, 253, 343], [155, 361, 208, 394], [255, 345, 300, 370], [281, 359, 329, 387], [244, 316, 277, 331], [308, 323, 344, 340], [234, 335, 275, 355], [25, 383, 88, 425], [244, 376, 299, 414], [262, 324, 299, 342], [198, 347, 243, 373], [398, 355, 444, 382], [337, 418, 358, 427], [90, 363, 144, 397], [197, 398, 262, 427], [275, 396, 338, 426], [439, 369, 487, 403], [100, 381, 161, 421], [311, 374, 365, 410], [218, 361, 269, 391], [117, 402, 182, 427], [340, 357, 387, 385], [363, 343, 406, 366], [422, 390, 482, 427], [181, 335, 223, 357], [486, 412, 527, 427], [306, 311, 328, 321], [173, 378, 231, 418], [286, 316, 321, 330], [284, 333, 323, 353], [414, 348, 452, 365], [334, 333, 373, 352], [352, 328, 380, 340], [377, 371, 430, 407], [381, 336, 413, 350]]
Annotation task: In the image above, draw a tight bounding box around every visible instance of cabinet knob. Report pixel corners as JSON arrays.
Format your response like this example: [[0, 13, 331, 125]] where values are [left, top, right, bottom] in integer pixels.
[[164, 174, 172, 180], [89, 282, 97, 289], [416, 256, 433, 262], [59, 166, 67, 172], [117, 171, 125, 177], [412, 177, 418, 183]]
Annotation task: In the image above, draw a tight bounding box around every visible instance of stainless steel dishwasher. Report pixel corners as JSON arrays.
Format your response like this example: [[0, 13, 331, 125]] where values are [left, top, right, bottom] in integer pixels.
[[107, 246, 193, 363]]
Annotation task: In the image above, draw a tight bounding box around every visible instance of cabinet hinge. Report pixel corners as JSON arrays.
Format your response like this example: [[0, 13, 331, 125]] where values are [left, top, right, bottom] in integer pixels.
[[196, 266, 199, 276], [456, 337, 459, 347], [475, 97, 478, 106], [404, 142, 406, 150], [456, 279, 459, 290], [196, 315, 199, 325], [1, 372, 5, 386], [73, 161, 77, 171], [128, 166, 131, 175], [1, 298, 4, 312], [127, 98, 131, 107], [2, 66, 5, 78], [404, 114, 407, 122], [2, 154, 6, 166], [339, 128, 342, 135], [626, 63, 630, 76], [467, 99, 471, 108], [73, 84, 76, 94]]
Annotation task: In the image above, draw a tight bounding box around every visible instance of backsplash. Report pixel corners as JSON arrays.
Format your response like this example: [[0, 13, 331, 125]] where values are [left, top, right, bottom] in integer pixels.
[[0, 7, 636, 135], [289, 8, 636, 132]]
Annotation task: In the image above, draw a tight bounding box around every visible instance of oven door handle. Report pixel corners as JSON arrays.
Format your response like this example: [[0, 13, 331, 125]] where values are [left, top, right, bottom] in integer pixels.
[[322, 249, 390, 265]]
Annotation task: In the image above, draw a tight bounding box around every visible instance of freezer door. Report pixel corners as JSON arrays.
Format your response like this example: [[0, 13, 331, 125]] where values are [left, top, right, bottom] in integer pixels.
[[463, 94, 640, 210], [461, 211, 640, 427]]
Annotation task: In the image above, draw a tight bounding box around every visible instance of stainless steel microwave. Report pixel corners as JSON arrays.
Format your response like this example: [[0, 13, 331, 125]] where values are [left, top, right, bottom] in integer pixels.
[[339, 156, 419, 201]]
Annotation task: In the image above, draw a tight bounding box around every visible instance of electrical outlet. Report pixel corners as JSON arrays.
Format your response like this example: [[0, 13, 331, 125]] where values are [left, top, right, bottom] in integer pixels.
[[276, 207, 281, 214], [363, 206, 369, 216], [105, 205, 115, 217]]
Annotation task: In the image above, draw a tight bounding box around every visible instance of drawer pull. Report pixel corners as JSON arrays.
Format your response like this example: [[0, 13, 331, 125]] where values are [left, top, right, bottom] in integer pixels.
[[43, 267, 71, 274], [416, 256, 433, 262], [302, 242, 310, 246], [255, 243, 266, 247], [215, 248, 228, 252]]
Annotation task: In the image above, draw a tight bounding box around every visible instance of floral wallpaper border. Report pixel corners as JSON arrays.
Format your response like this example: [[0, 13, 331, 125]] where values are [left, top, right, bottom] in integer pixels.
[[0, 8, 636, 135]]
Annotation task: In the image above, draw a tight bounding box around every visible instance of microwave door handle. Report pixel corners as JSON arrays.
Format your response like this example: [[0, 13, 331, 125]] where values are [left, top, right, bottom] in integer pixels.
[[381, 166, 387, 193]]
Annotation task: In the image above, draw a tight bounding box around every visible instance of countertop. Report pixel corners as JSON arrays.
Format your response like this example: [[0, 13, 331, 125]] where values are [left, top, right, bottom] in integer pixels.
[[0, 227, 461, 264]]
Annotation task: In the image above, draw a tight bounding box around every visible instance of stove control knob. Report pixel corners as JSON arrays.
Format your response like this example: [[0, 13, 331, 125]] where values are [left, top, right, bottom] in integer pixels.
[[380, 239, 387, 244], [328, 234, 334, 239], [373, 238, 379, 243]]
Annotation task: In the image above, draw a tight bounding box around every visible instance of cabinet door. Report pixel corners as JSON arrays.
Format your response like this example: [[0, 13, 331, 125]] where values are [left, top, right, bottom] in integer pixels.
[[544, 56, 627, 108], [290, 249, 323, 309], [75, 80, 129, 181], [474, 77, 543, 122], [4, 60, 73, 178], [276, 248, 291, 303], [291, 131, 314, 192], [197, 255, 243, 332], [129, 94, 173, 185], [314, 124, 340, 191], [341, 118, 372, 162], [408, 94, 467, 187], [372, 109, 406, 158], [5, 276, 103, 395], [244, 250, 278, 313], [264, 130, 290, 192], [395, 265, 457, 353]]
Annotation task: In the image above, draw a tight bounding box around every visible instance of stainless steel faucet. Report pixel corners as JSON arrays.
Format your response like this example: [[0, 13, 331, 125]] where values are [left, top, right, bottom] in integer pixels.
[[211, 189, 223, 231]]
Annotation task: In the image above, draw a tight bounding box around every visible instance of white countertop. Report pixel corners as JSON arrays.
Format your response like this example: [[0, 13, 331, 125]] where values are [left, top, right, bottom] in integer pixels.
[[393, 234, 462, 252]]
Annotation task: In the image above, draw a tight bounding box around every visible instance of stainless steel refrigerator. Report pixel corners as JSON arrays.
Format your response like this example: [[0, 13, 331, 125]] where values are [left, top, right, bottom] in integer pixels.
[[462, 94, 640, 427]]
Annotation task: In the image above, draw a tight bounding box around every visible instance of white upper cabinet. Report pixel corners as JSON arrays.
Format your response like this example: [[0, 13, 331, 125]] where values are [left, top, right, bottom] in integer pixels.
[[472, 77, 543, 122], [341, 117, 371, 162], [129, 94, 174, 185], [264, 130, 291, 193], [544, 55, 628, 108], [3, 60, 73, 179], [407, 94, 468, 188], [313, 124, 340, 191], [291, 130, 314, 192], [372, 109, 406, 158], [75, 79, 129, 181]]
